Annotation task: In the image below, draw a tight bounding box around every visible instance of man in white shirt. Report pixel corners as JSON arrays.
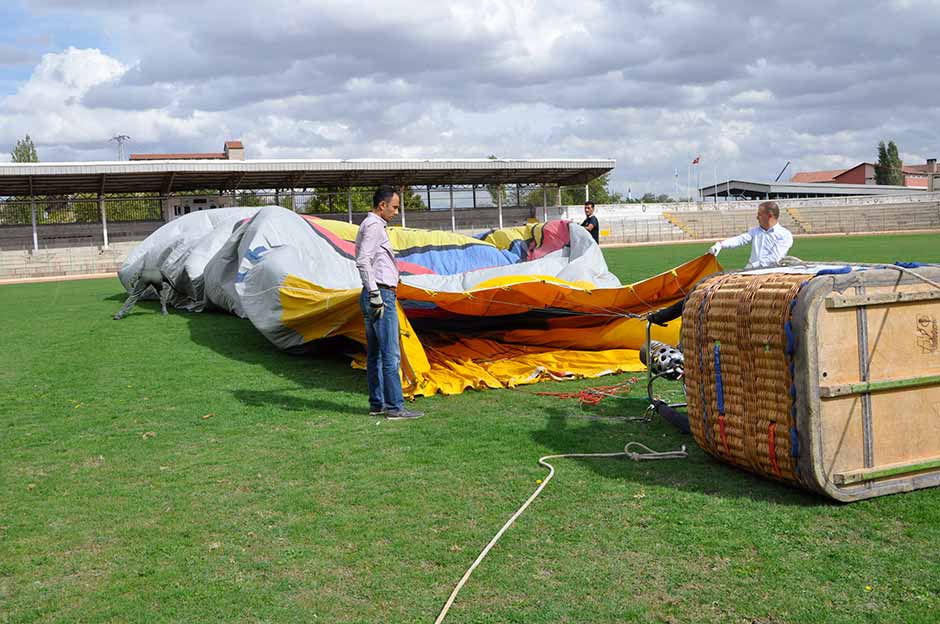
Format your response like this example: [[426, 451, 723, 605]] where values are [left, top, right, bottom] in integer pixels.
[[709, 201, 793, 269]]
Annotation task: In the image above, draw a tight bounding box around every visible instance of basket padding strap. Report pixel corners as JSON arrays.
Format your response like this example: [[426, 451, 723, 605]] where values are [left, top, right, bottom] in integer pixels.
[[784, 319, 796, 356], [713, 341, 730, 456], [785, 283, 809, 479], [816, 266, 852, 276], [696, 283, 713, 445], [713, 341, 725, 415]]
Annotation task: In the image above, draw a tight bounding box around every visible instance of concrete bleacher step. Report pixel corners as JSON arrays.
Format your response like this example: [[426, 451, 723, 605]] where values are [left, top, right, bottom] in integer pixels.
[[0, 244, 129, 280], [603, 216, 688, 243], [660, 212, 695, 238]]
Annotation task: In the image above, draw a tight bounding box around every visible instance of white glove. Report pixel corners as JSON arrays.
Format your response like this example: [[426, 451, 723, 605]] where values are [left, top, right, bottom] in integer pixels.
[[709, 243, 722, 256], [369, 290, 384, 320]]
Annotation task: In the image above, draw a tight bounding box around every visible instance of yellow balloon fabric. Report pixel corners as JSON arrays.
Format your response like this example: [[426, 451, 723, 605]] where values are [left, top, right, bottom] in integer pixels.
[[279, 252, 720, 397]]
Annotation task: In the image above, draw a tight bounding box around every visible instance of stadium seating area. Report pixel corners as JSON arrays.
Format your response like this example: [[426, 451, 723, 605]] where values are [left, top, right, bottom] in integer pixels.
[[601, 216, 687, 243], [787, 202, 940, 235], [0, 242, 133, 281], [662, 201, 940, 240]]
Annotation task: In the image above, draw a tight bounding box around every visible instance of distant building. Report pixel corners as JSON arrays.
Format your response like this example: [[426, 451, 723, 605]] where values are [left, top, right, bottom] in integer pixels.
[[700, 180, 921, 201], [130, 140, 245, 161], [790, 158, 936, 188], [901, 160, 937, 188]]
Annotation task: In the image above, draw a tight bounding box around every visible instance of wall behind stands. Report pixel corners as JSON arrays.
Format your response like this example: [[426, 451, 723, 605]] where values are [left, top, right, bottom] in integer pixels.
[[0, 220, 162, 251]]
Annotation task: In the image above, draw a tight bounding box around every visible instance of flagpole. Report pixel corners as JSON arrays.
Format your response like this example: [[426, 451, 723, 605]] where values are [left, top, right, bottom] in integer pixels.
[[697, 164, 701, 206], [687, 161, 691, 206], [714, 164, 718, 205]]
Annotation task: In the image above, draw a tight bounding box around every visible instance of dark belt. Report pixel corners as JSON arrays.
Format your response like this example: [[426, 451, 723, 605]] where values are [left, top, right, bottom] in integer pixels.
[[377, 284, 396, 291]]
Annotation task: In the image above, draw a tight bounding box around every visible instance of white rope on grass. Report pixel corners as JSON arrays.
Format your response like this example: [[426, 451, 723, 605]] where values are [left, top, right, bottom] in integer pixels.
[[433, 441, 687, 624]]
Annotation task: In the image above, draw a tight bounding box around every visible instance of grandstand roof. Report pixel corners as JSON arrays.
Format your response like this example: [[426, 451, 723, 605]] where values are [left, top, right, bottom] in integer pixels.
[[0, 158, 614, 196], [701, 179, 922, 200]]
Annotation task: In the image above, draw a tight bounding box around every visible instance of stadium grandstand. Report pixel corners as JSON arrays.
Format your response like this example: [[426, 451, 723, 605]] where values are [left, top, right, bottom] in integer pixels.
[[3, 139, 940, 281]]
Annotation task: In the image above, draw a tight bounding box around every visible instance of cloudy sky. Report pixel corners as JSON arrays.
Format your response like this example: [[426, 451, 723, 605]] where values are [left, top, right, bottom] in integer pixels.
[[1, 0, 937, 197]]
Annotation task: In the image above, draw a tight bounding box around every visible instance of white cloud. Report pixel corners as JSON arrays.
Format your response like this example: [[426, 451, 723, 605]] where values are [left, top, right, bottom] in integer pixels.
[[729, 90, 773, 105], [3, 1, 939, 194]]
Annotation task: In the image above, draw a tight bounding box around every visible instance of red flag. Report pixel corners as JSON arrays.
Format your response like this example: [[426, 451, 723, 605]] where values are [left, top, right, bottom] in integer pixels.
[[692, 155, 701, 165]]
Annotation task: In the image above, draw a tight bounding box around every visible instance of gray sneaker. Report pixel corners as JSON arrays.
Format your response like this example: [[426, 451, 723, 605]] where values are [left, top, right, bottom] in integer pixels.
[[369, 407, 385, 417], [385, 408, 424, 420]]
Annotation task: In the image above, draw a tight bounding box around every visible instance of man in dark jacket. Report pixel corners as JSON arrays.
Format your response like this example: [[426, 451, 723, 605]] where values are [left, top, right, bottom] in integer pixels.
[[581, 201, 599, 244]]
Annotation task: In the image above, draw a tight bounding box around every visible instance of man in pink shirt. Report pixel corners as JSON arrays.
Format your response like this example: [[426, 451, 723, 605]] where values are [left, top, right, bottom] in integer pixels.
[[354, 185, 423, 420]]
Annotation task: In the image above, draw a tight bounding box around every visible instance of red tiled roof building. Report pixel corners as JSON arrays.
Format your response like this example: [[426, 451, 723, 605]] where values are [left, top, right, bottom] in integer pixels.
[[130, 140, 245, 161]]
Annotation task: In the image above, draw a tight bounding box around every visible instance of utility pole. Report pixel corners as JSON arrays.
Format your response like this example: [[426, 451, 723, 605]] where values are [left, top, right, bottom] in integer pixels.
[[110, 135, 131, 161]]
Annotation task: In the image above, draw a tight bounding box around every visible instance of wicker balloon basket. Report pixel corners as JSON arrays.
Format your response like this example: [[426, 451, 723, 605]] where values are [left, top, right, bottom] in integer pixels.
[[681, 265, 940, 501]]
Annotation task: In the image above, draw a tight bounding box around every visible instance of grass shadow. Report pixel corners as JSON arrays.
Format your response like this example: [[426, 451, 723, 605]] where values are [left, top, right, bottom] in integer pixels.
[[231, 388, 364, 416], [175, 306, 370, 405], [530, 396, 828, 507]]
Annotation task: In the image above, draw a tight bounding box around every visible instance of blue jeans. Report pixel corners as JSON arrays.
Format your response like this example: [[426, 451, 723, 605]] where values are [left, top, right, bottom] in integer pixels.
[[360, 287, 404, 412]]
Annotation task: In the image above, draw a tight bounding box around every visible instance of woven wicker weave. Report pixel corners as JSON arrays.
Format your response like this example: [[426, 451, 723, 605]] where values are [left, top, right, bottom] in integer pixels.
[[682, 273, 809, 486], [680, 265, 940, 501]]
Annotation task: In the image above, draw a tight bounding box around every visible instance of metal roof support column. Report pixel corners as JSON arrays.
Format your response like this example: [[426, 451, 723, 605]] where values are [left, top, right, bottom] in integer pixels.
[[497, 184, 503, 230], [275, 188, 280, 207], [291, 186, 297, 213], [30, 197, 38, 251], [347, 187, 353, 224], [542, 186, 547, 210], [516, 184, 521, 208], [426, 185, 431, 210], [27, 175, 38, 251], [472, 184, 476, 209], [449, 184, 455, 232], [99, 193, 109, 250], [556, 185, 562, 208], [585, 184, 589, 202], [399, 184, 406, 228]]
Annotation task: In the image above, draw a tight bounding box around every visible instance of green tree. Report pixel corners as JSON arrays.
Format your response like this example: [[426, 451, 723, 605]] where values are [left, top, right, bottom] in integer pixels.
[[302, 186, 426, 214], [11, 134, 39, 162], [565, 173, 628, 205], [639, 192, 675, 203], [875, 140, 904, 186], [522, 173, 625, 207]]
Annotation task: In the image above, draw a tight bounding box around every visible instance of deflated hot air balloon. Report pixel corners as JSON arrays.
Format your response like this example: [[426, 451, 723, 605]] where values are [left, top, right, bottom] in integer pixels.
[[118, 206, 720, 397]]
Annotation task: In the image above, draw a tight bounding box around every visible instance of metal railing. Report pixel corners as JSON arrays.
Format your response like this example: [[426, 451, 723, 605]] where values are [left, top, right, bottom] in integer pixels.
[[0, 196, 162, 225]]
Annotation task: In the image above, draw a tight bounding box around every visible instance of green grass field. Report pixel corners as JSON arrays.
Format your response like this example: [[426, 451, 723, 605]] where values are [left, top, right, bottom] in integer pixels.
[[2, 232, 940, 623]]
